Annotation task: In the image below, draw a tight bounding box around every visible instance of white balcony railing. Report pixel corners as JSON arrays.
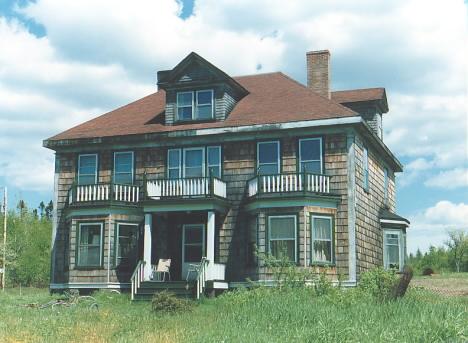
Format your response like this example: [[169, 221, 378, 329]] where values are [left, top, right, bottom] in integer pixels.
[[69, 183, 140, 204], [247, 173, 331, 197], [146, 177, 227, 199]]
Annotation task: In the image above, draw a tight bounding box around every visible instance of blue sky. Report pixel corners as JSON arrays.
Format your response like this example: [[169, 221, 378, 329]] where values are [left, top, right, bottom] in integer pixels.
[[0, 0, 466, 253]]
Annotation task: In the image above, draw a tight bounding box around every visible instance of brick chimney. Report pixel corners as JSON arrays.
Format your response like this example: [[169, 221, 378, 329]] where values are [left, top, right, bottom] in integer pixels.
[[306, 50, 331, 99]]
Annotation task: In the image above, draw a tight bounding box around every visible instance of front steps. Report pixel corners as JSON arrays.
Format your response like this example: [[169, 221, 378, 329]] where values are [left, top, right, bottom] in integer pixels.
[[132, 281, 196, 301]]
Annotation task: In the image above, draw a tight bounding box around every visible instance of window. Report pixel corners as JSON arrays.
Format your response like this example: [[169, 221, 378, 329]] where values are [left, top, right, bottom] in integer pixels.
[[176, 90, 214, 121], [383, 230, 405, 270], [114, 152, 133, 184], [299, 138, 322, 173], [168, 149, 182, 179], [167, 146, 222, 178], [363, 147, 369, 191], [257, 141, 280, 175], [311, 215, 333, 264], [77, 223, 103, 267], [207, 146, 221, 177], [384, 168, 389, 205], [78, 154, 97, 185], [115, 223, 139, 269], [184, 148, 205, 178], [268, 215, 297, 262]]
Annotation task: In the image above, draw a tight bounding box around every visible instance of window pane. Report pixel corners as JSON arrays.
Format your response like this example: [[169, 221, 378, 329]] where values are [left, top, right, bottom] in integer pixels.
[[184, 245, 202, 262], [117, 225, 138, 267], [168, 150, 180, 168], [313, 217, 332, 240], [79, 246, 100, 266], [184, 227, 203, 244], [185, 167, 203, 178], [387, 245, 400, 266], [78, 224, 101, 266], [313, 240, 332, 262], [114, 173, 132, 184], [270, 217, 295, 239], [197, 105, 212, 119], [197, 90, 212, 105], [258, 164, 278, 175], [300, 161, 321, 174], [78, 175, 96, 185], [80, 225, 101, 245], [177, 92, 192, 106], [270, 240, 295, 262], [168, 169, 180, 179], [178, 107, 192, 120], [114, 152, 133, 184], [300, 139, 321, 161], [208, 147, 220, 165], [185, 150, 203, 167], [78, 155, 96, 185], [208, 166, 220, 178], [258, 142, 278, 164]]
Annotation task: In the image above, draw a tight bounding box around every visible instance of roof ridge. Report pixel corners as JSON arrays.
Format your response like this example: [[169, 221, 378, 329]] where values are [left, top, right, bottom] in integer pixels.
[[233, 71, 282, 79], [332, 87, 385, 93]]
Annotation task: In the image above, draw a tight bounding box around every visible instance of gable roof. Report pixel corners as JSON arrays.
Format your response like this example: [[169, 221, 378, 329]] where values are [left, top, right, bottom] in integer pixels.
[[332, 88, 388, 113], [45, 72, 358, 142]]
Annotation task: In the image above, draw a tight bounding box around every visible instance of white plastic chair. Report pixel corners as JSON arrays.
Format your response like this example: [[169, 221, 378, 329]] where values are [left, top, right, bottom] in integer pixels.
[[152, 259, 171, 282]]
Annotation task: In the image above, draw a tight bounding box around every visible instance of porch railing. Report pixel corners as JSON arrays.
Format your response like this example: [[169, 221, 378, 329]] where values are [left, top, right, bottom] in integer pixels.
[[146, 177, 227, 199], [195, 257, 209, 300], [247, 172, 331, 197], [130, 260, 145, 301], [68, 183, 140, 205]]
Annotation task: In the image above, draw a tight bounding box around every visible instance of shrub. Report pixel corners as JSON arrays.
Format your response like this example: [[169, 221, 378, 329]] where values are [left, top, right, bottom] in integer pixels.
[[422, 267, 434, 276], [358, 267, 398, 302], [313, 269, 334, 296], [151, 291, 193, 314]]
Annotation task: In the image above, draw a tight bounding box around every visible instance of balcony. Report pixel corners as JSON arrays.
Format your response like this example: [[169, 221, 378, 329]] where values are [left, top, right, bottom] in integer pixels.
[[146, 176, 227, 200], [68, 183, 140, 206], [247, 172, 332, 198]]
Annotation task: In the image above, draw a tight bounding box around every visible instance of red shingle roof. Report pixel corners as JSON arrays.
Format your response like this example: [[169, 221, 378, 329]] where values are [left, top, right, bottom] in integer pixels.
[[47, 72, 358, 142]]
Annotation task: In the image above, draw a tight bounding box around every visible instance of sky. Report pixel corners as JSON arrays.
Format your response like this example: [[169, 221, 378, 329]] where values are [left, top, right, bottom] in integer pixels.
[[0, 0, 467, 253]]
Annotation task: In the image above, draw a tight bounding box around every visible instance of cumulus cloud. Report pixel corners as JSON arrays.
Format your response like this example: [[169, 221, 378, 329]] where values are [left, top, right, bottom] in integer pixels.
[[424, 168, 468, 189], [407, 201, 468, 253]]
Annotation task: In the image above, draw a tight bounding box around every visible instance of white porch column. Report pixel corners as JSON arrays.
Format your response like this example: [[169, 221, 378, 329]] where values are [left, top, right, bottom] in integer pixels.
[[207, 211, 215, 263], [143, 213, 152, 280]]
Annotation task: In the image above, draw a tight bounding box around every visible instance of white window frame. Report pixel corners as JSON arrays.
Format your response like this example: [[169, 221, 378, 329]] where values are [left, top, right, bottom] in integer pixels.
[[77, 154, 98, 185], [268, 215, 297, 263], [176, 90, 214, 121], [383, 229, 405, 271], [363, 146, 369, 191], [257, 141, 280, 175], [77, 222, 103, 267], [167, 149, 182, 179], [183, 147, 206, 178], [113, 151, 134, 184], [299, 137, 323, 174], [195, 89, 214, 120], [176, 91, 194, 121], [207, 146, 221, 178], [115, 222, 139, 267], [311, 215, 334, 264]]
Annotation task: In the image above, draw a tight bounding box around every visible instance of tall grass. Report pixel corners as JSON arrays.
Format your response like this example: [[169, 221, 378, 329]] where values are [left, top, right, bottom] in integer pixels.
[[0, 286, 466, 342]]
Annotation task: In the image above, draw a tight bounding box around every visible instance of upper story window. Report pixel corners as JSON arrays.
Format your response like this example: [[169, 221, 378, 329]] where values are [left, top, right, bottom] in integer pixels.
[[114, 151, 134, 184], [78, 154, 97, 185], [384, 167, 389, 205], [167, 146, 222, 179], [363, 146, 369, 191], [299, 138, 323, 174], [257, 141, 280, 175], [176, 90, 214, 121]]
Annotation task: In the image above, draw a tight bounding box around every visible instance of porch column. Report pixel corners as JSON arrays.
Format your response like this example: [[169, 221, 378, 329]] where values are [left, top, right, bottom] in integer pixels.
[[143, 213, 152, 280], [207, 211, 215, 263]]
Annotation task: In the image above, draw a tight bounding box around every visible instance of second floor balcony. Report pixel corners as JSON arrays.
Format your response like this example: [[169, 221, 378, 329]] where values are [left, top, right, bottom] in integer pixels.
[[68, 183, 140, 206], [146, 176, 227, 200]]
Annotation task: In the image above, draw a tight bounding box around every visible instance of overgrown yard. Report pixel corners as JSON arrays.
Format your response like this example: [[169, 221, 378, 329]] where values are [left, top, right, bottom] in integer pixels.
[[0, 283, 466, 343], [412, 272, 468, 297]]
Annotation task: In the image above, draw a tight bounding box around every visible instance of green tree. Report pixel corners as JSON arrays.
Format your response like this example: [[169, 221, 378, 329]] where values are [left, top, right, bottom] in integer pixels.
[[445, 230, 468, 273]]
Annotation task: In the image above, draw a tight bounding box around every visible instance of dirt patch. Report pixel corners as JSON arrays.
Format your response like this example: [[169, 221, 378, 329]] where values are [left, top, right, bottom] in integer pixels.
[[411, 274, 468, 297]]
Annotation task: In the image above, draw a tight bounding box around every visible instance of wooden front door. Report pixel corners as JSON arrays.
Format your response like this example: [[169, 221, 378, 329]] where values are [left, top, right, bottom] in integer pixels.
[[181, 224, 205, 280]]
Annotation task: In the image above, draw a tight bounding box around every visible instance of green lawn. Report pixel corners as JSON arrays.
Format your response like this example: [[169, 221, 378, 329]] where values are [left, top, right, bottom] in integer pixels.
[[0, 285, 466, 343]]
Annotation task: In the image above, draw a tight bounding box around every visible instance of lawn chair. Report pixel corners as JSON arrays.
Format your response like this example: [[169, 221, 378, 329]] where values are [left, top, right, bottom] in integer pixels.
[[152, 259, 171, 282]]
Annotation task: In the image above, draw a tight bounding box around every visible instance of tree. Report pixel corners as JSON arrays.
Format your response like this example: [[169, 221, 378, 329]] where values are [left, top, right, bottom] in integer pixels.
[[445, 230, 468, 273], [45, 201, 53, 220], [38, 201, 45, 219]]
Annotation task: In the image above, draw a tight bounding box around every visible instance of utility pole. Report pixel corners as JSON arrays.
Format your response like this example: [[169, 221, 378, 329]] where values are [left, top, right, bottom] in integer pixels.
[[1, 187, 7, 291]]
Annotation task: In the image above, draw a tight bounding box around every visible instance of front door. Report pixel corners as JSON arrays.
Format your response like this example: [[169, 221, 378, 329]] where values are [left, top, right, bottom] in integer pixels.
[[182, 224, 205, 280]]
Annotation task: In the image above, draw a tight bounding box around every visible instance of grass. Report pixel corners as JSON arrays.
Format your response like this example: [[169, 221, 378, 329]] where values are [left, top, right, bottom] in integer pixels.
[[0, 284, 466, 343]]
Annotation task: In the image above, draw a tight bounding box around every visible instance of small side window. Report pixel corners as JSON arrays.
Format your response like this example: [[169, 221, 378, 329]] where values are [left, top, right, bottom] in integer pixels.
[[78, 154, 97, 185]]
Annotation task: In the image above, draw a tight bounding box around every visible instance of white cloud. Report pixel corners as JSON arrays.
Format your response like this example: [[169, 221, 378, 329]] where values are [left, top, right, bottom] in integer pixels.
[[407, 201, 468, 253], [424, 168, 468, 189]]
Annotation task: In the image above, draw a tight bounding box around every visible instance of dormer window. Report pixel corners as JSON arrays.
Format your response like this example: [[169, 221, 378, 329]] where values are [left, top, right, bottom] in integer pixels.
[[176, 89, 214, 121]]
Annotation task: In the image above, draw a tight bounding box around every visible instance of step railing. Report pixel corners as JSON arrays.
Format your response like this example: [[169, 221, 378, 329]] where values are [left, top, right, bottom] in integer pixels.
[[146, 177, 227, 199], [195, 257, 209, 300], [130, 260, 145, 301], [247, 172, 331, 197], [68, 183, 140, 205]]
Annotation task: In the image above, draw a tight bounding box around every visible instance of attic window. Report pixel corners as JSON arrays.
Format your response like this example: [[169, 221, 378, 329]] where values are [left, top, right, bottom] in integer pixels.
[[176, 90, 214, 121]]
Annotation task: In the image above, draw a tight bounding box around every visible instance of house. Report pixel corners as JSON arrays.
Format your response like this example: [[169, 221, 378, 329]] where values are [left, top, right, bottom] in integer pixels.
[[43, 50, 410, 299]]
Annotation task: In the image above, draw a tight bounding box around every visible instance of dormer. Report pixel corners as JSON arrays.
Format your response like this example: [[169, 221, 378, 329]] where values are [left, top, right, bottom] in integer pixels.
[[157, 52, 249, 125]]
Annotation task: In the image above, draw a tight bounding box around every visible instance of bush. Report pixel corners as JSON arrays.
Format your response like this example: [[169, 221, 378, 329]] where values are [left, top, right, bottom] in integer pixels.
[[422, 267, 434, 276], [358, 267, 398, 302], [151, 290, 193, 314]]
